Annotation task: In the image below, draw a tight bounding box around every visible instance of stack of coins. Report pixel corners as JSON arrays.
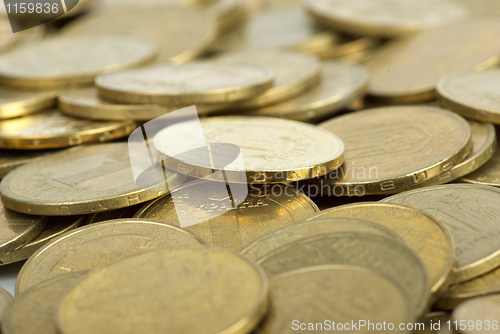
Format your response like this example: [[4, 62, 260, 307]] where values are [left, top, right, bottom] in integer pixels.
[[1, 0, 500, 333]]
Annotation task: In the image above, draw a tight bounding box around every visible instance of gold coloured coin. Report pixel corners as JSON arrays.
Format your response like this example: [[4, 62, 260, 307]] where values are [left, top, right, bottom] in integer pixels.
[[317, 106, 471, 195], [305, 0, 468, 38], [367, 18, 500, 103], [221, 50, 321, 109], [0, 286, 13, 321], [1, 272, 87, 334], [0, 17, 20, 53], [438, 70, 500, 124], [56, 247, 269, 334], [96, 61, 274, 105], [255, 265, 413, 334], [0, 110, 135, 150], [15, 219, 205, 294], [59, 87, 229, 121], [454, 0, 500, 16], [310, 203, 455, 297], [62, 7, 215, 63], [154, 116, 344, 183], [0, 143, 184, 216], [0, 35, 157, 90], [461, 133, 500, 186], [0, 149, 55, 179], [0, 198, 47, 255], [452, 295, 500, 334], [241, 217, 405, 262], [383, 184, 500, 284], [258, 233, 429, 317], [238, 61, 368, 122], [84, 205, 141, 225], [0, 216, 84, 266], [135, 182, 319, 251], [0, 88, 58, 120]]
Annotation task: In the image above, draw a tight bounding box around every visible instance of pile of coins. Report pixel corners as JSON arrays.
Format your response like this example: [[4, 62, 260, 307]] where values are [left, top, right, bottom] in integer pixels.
[[1, 0, 500, 333]]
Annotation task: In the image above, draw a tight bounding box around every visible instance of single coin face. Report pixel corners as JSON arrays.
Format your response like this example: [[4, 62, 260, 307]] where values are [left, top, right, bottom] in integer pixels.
[[367, 18, 500, 103], [96, 61, 274, 105], [0, 198, 47, 255], [258, 233, 429, 317], [0, 216, 84, 266], [383, 184, 500, 284], [221, 50, 321, 109], [0, 88, 58, 120], [256, 265, 413, 334], [0, 149, 55, 179], [461, 131, 500, 186], [1, 273, 86, 334], [310, 203, 455, 296], [154, 116, 344, 183], [15, 219, 205, 294], [0, 143, 184, 216], [241, 217, 405, 262], [56, 247, 269, 334], [438, 70, 500, 124], [318, 106, 471, 195], [305, 0, 467, 38], [134, 183, 319, 251], [0, 35, 157, 89], [62, 7, 216, 63], [239, 61, 368, 122], [0, 110, 135, 150], [0, 286, 13, 321], [452, 295, 500, 334]]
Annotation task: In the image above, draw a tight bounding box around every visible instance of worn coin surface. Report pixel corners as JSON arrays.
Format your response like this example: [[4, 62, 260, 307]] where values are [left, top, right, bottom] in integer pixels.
[[135, 182, 319, 251], [0, 286, 13, 321], [0, 88, 58, 119], [239, 61, 368, 122], [318, 106, 471, 195], [154, 116, 344, 183], [62, 7, 216, 63], [438, 70, 500, 125], [0, 198, 47, 255], [0, 110, 135, 150], [368, 18, 500, 103], [221, 50, 320, 109], [461, 133, 500, 186], [1, 272, 87, 334], [0, 143, 184, 215], [0, 149, 55, 179], [0, 35, 157, 89], [56, 247, 269, 334], [255, 265, 413, 334], [96, 61, 274, 105], [241, 217, 405, 262], [310, 202, 455, 297], [452, 295, 500, 334], [305, 0, 467, 38], [258, 233, 429, 317], [15, 219, 205, 294], [383, 184, 500, 284], [0, 216, 84, 266]]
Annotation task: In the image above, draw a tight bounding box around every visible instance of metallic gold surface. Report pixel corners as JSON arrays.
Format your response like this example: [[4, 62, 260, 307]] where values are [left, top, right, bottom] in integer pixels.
[[461, 133, 500, 186], [0, 216, 84, 266], [258, 233, 429, 317], [0, 17, 20, 54], [310, 202, 455, 297], [0, 88, 58, 120], [0, 286, 13, 321], [84, 205, 141, 225], [96, 61, 274, 105], [255, 265, 413, 334], [0, 198, 47, 255], [237, 61, 368, 122], [241, 217, 405, 262], [1, 272, 86, 334], [452, 295, 500, 334], [0, 149, 56, 179], [56, 247, 269, 334], [305, 0, 467, 38], [438, 70, 500, 125], [135, 182, 319, 251], [154, 116, 344, 183], [0, 35, 157, 90], [383, 184, 500, 284], [454, 0, 500, 16], [367, 18, 500, 103], [62, 7, 216, 63], [0, 143, 183, 216], [318, 106, 472, 195], [59, 87, 228, 121], [15, 219, 205, 294], [0, 110, 135, 150], [221, 50, 321, 109]]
